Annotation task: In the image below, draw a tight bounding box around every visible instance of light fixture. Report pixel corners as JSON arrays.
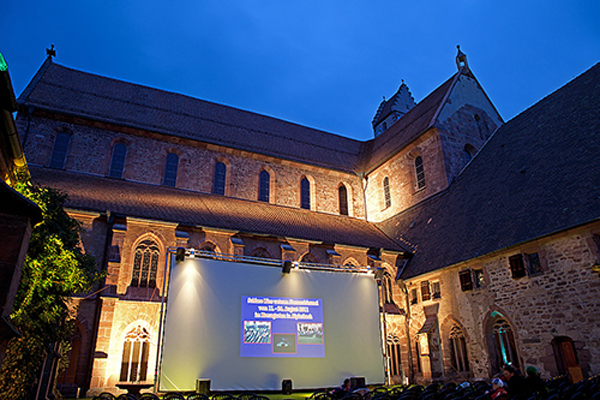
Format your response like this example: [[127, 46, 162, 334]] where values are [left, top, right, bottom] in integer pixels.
[[175, 247, 186, 262], [282, 260, 293, 274]]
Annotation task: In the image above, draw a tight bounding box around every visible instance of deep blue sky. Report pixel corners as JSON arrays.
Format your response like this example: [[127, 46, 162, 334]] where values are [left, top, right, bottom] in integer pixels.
[[2, 1, 599, 141]]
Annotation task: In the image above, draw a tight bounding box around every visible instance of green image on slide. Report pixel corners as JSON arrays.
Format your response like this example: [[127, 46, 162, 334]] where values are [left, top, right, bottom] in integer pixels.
[[297, 322, 323, 344]]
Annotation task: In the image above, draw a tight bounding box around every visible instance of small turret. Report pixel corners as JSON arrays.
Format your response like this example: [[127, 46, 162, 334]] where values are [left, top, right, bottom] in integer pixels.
[[372, 80, 416, 137]]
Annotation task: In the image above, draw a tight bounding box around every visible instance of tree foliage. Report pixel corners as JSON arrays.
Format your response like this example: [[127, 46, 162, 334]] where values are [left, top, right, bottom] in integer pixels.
[[0, 179, 101, 399]]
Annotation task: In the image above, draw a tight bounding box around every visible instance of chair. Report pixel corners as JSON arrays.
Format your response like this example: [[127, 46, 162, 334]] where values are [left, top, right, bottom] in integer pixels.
[[372, 387, 389, 395], [188, 394, 211, 400], [163, 393, 186, 400], [388, 387, 405, 400], [95, 393, 117, 400], [212, 393, 236, 400], [237, 393, 257, 400], [342, 392, 365, 400], [250, 395, 271, 400], [311, 392, 334, 400], [116, 395, 138, 400], [139, 394, 160, 400]]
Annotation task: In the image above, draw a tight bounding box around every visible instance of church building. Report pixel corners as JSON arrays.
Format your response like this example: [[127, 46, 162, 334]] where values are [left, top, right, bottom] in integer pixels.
[[14, 48, 600, 397]]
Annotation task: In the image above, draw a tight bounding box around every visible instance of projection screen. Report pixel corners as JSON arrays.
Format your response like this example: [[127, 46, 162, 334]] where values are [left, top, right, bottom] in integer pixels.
[[159, 256, 384, 391]]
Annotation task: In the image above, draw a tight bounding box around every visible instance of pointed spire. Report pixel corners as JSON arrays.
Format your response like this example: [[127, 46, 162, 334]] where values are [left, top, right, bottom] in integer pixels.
[[456, 45, 468, 71]]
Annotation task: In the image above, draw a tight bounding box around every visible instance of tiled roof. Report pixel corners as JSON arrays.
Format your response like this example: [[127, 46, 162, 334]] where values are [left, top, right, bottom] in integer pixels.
[[18, 61, 365, 173], [364, 73, 459, 171], [30, 166, 407, 253], [377, 62, 600, 279]]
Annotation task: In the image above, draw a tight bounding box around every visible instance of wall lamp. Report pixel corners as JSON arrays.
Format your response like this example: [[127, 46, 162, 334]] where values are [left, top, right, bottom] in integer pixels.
[[282, 260, 293, 274], [175, 247, 186, 263]]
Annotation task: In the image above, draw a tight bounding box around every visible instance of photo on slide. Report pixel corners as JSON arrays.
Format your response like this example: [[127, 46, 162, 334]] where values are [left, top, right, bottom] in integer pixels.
[[272, 333, 297, 354], [297, 322, 323, 344], [244, 320, 271, 344]]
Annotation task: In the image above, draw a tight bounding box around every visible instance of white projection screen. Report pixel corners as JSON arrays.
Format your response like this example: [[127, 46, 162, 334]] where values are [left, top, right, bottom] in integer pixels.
[[159, 256, 384, 391]]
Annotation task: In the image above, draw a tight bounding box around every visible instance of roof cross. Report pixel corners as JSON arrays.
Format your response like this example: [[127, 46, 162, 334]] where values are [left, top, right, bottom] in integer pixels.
[[46, 44, 56, 59]]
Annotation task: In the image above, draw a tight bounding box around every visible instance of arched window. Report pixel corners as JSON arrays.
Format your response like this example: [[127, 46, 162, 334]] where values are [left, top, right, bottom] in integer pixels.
[[490, 317, 519, 372], [415, 156, 426, 189], [213, 162, 226, 195], [250, 247, 271, 259], [163, 153, 178, 187], [259, 170, 270, 202], [339, 185, 348, 215], [449, 324, 470, 372], [109, 143, 127, 178], [383, 177, 391, 209], [119, 325, 151, 382], [387, 334, 402, 377], [49, 132, 70, 169], [301, 178, 311, 209], [301, 253, 318, 264], [383, 273, 394, 304], [464, 144, 477, 165], [131, 240, 159, 288]]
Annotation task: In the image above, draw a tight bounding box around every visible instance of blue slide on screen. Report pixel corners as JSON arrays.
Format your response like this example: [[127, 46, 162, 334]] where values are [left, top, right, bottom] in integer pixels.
[[240, 295, 324, 358]]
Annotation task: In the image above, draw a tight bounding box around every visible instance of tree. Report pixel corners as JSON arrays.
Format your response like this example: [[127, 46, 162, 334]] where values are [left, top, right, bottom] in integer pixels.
[[0, 179, 101, 399]]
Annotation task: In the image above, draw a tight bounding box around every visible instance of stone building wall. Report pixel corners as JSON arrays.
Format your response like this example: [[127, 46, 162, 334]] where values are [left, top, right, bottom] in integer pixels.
[[365, 128, 449, 223], [397, 222, 600, 384], [17, 113, 365, 218]]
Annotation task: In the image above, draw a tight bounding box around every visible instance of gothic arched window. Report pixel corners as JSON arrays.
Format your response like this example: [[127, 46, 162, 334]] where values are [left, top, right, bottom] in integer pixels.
[[259, 170, 270, 202], [339, 185, 348, 215], [250, 247, 271, 259], [415, 156, 426, 189], [163, 153, 178, 187], [449, 324, 470, 372], [131, 240, 159, 288], [383, 176, 391, 209], [301, 178, 311, 209], [49, 132, 70, 169], [491, 317, 519, 372], [213, 162, 226, 195], [119, 325, 151, 382], [109, 143, 127, 178], [387, 334, 402, 377]]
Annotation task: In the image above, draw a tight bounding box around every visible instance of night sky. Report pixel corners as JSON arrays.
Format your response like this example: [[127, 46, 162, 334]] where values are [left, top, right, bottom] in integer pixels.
[[2, 1, 599, 141]]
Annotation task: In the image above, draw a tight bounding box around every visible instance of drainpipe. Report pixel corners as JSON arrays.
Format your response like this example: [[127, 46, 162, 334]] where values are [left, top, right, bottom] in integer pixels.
[[360, 172, 369, 221]]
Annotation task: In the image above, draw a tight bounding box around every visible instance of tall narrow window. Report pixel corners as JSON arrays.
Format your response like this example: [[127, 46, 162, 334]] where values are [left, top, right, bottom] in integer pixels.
[[415, 156, 426, 189], [301, 178, 310, 209], [449, 325, 470, 372], [109, 143, 127, 178], [49, 132, 70, 169], [339, 185, 348, 215], [119, 325, 151, 382], [131, 240, 159, 288], [410, 288, 418, 305], [387, 334, 402, 377], [509, 254, 527, 278], [213, 162, 226, 195], [432, 281, 441, 299], [258, 170, 270, 202], [421, 281, 431, 301], [492, 318, 519, 371], [163, 153, 178, 187], [459, 269, 474, 291], [526, 253, 543, 275], [383, 177, 391, 209]]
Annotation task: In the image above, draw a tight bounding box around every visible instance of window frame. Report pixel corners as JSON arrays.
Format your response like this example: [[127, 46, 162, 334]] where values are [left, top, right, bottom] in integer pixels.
[[213, 161, 227, 195], [258, 170, 270, 202], [383, 176, 391, 209], [109, 143, 127, 179], [300, 177, 311, 209], [49, 132, 71, 169], [162, 152, 179, 187], [420, 281, 431, 301], [415, 156, 426, 190]]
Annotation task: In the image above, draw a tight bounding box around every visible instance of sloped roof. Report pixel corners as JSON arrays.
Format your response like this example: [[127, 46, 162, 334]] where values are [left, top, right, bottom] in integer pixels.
[[18, 60, 365, 173], [364, 72, 460, 171], [29, 166, 407, 253], [377, 62, 600, 279]]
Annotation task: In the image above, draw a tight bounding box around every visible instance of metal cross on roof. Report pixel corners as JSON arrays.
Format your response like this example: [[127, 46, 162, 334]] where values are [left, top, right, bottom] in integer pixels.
[[46, 44, 56, 59]]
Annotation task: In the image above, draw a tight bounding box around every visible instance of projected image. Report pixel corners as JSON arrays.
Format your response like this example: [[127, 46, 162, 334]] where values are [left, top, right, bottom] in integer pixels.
[[244, 321, 271, 344], [298, 322, 323, 344], [273, 333, 296, 354], [240, 296, 324, 358]]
